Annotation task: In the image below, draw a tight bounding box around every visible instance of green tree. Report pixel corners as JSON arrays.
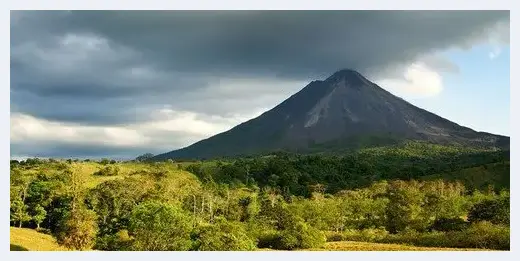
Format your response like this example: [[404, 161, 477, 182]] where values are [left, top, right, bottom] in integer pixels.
[[86, 177, 154, 249], [129, 201, 193, 251], [135, 153, 155, 162], [194, 217, 256, 250], [468, 195, 509, 225], [280, 220, 326, 250], [32, 204, 47, 229], [10, 200, 31, 228], [385, 180, 426, 233], [57, 206, 98, 250]]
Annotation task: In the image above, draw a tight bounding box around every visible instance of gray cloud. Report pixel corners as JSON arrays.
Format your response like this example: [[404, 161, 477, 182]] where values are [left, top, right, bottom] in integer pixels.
[[10, 10, 509, 158]]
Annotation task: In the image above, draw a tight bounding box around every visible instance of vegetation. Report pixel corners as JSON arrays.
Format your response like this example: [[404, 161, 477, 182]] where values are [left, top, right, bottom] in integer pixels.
[[315, 241, 486, 251], [9, 142, 510, 251], [10, 227, 67, 251]]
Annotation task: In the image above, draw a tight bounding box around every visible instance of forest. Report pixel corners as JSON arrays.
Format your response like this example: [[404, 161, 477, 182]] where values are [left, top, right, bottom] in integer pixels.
[[10, 142, 510, 251]]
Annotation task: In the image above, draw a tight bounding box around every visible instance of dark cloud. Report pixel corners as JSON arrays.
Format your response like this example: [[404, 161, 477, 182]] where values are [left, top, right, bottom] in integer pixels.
[[10, 10, 509, 158], [20, 10, 507, 78]]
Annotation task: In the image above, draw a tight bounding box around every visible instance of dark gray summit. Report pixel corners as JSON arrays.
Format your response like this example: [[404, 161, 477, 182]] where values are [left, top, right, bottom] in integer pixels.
[[153, 69, 509, 160]]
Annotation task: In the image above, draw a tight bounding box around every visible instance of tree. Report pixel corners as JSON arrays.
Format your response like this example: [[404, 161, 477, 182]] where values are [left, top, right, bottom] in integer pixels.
[[385, 180, 426, 233], [280, 220, 326, 250], [100, 158, 110, 165], [10, 200, 31, 228], [129, 201, 193, 251], [468, 195, 510, 225], [32, 204, 47, 229], [194, 217, 256, 250], [86, 177, 153, 243], [135, 153, 155, 162], [57, 206, 98, 250]]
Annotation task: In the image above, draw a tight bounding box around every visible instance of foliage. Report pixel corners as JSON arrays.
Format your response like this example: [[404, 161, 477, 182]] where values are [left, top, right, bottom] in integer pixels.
[[57, 206, 98, 250], [95, 229, 132, 251], [93, 165, 120, 176], [468, 195, 510, 225], [430, 217, 468, 232], [31, 204, 47, 229], [194, 217, 256, 250], [11, 200, 31, 228], [8, 146, 510, 251], [86, 177, 153, 241], [128, 201, 193, 251], [135, 153, 155, 162], [381, 222, 509, 250]]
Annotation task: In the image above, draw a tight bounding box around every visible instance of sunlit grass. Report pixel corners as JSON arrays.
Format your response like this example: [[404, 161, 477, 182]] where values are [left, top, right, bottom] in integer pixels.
[[10, 227, 67, 251], [312, 241, 487, 251]]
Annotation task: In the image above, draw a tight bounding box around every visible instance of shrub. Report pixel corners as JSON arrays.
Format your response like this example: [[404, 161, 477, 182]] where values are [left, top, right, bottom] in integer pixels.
[[93, 166, 120, 176], [128, 201, 193, 251], [430, 217, 469, 232], [468, 196, 509, 225], [269, 221, 326, 250], [100, 158, 110, 165], [57, 207, 98, 250], [336, 228, 389, 243], [453, 221, 509, 250], [257, 230, 283, 249], [325, 231, 344, 242], [194, 218, 256, 251], [95, 229, 132, 251], [380, 222, 509, 250]]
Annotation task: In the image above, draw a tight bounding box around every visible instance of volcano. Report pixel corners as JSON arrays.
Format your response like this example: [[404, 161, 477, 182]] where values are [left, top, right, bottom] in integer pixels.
[[153, 69, 509, 160]]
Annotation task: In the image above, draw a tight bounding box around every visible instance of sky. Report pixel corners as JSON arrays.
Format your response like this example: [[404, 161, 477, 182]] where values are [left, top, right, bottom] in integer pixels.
[[10, 11, 510, 160]]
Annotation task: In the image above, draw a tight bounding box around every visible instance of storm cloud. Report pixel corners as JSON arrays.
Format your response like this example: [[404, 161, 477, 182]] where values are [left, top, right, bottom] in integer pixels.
[[10, 10, 509, 159]]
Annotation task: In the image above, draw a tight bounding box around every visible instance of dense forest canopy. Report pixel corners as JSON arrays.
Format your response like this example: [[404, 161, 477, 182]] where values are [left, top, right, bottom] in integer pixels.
[[10, 142, 510, 251]]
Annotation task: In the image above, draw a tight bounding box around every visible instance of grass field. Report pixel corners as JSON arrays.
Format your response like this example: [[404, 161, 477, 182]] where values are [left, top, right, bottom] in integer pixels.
[[312, 241, 488, 251], [10, 227, 67, 251]]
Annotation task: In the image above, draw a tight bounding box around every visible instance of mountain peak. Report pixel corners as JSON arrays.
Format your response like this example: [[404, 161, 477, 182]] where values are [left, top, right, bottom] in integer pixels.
[[329, 68, 362, 78], [325, 69, 371, 90]]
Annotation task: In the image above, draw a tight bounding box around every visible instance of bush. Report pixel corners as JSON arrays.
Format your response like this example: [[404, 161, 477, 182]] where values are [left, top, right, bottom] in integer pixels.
[[194, 218, 256, 251], [430, 217, 469, 232], [453, 221, 509, 250], [93, 166, 120, 176], [266, 221, 326, 250], [334, 228, 389, 243], [57, 207, 98, 250], [325, 231, 344, 242], [380, 222, 509, 250], [257, 230, 284, 249], [100, 158, 111, 165], [468, 196, 509, 225], [128, 201, 193, 251], [95, 229, 132, 251]]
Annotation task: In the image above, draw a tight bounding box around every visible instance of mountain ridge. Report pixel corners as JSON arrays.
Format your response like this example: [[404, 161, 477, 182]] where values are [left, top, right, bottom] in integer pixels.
[[153, 69, 509, 160]]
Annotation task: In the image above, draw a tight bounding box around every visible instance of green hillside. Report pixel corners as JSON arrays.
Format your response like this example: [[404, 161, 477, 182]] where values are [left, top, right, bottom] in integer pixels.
[[422, 161, 510, 191]]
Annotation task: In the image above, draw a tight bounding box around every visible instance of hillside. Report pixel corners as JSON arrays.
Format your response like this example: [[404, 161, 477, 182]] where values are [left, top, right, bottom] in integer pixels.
[[422, 161, 510, 191], [154, 69, 509, 160], [10, 227, 67, 251]]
